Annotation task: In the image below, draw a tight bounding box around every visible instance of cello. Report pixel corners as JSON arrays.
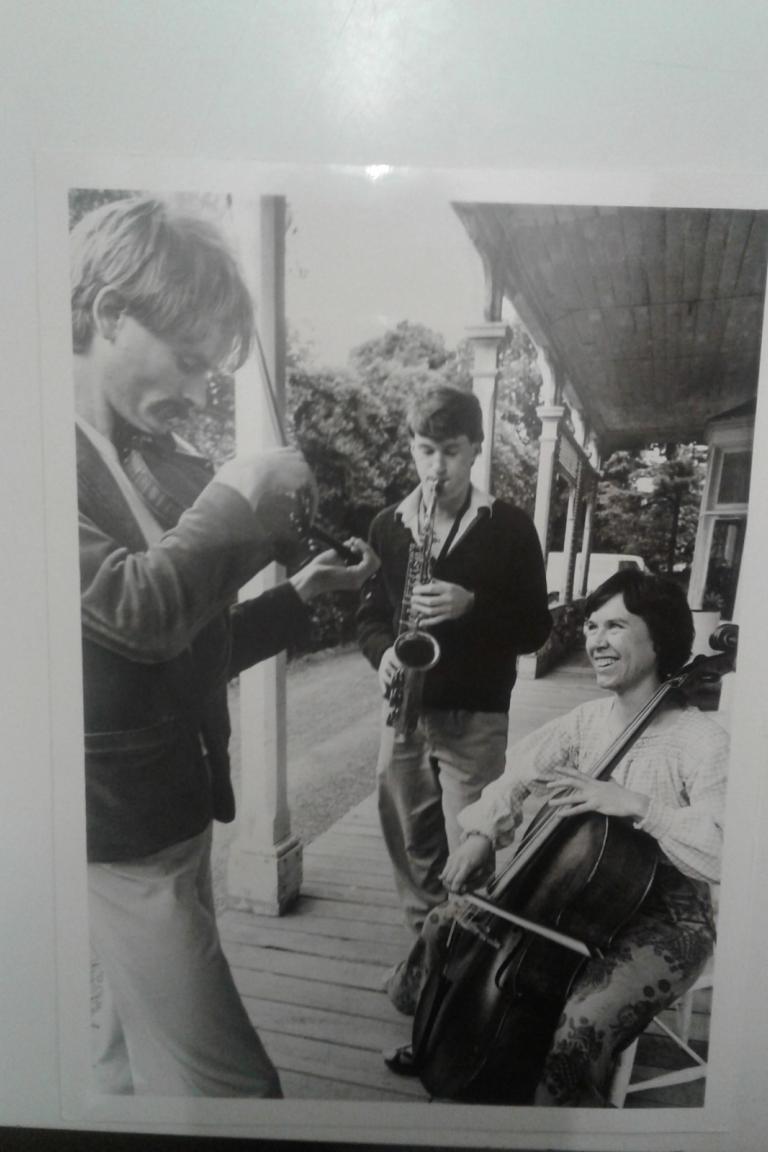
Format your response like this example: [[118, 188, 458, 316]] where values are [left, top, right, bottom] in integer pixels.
[[410, 625, 737, 1104]]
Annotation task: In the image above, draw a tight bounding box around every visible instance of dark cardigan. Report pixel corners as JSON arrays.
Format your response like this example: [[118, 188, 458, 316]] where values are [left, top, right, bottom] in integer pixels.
[[356, 497, 552, 713]]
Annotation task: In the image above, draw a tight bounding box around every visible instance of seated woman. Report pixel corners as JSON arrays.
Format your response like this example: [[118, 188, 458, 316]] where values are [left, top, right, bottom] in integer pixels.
[[391, 569, 730, 1107]]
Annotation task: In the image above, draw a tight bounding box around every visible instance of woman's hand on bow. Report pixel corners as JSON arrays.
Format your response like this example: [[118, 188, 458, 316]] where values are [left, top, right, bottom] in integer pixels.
[[440, 834, 493, 893]]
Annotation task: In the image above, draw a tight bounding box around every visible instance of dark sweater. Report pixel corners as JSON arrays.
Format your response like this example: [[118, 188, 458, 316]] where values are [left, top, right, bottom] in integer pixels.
[[356, 497, 552, 713]]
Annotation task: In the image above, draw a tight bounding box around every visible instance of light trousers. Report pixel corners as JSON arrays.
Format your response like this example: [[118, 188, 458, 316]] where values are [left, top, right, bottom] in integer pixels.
[[88, 825, 281, 1097], [376, 707, 508, 935]]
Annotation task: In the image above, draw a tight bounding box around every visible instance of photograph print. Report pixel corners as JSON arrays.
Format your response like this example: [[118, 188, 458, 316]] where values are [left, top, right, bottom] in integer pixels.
[[65, 175, 764, 1116]]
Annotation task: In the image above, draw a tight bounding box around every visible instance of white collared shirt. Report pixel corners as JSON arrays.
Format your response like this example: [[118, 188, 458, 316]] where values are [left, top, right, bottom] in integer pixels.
[[395, 484, 494, 556]]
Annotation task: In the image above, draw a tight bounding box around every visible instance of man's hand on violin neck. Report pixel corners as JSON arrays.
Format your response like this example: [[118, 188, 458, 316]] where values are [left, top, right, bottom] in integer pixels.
[[291, 539, 379, 602]]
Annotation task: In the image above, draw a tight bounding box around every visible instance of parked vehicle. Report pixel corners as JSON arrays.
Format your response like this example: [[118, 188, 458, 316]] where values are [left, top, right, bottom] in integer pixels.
[[546, 551, 647, 600]]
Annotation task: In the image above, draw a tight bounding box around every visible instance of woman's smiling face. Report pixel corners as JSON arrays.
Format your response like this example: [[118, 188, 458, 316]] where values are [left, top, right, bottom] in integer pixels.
[[584, 592, 659, 696]]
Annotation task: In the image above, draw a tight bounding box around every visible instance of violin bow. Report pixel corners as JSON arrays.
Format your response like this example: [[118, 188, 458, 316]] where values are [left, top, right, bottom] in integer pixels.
[[251, 324, 362, 565]]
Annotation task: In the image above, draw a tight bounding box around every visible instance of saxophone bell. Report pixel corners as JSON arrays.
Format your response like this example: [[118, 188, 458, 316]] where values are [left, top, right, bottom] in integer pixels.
[[394, 628, 440, 671]]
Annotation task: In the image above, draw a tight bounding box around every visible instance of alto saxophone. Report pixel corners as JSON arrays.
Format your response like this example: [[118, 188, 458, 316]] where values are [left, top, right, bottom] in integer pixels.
[[386, 482, 441, 738]]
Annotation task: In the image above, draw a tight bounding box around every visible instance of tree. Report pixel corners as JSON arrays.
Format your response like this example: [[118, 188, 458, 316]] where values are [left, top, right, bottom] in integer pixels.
[[488, 323, 543, 514], [347, 321, 470, 505], [288, 366, 387, 539], [68, 188, 138, 229], [347, 318, 545, 515], [594, 445, 706, 575]]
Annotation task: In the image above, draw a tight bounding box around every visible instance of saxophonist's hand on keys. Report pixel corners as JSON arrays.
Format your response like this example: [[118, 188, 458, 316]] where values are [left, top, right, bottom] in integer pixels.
[[411, 580, 475, 627], [378, 646, 403, 696]]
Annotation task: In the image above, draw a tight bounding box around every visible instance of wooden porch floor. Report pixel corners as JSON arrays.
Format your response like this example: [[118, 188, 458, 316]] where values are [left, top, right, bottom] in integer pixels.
[[218, 652, 712, 1106]]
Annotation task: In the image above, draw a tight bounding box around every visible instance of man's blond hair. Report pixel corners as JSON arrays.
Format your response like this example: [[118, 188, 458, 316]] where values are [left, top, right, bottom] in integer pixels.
[[70, 196, 254, 371]]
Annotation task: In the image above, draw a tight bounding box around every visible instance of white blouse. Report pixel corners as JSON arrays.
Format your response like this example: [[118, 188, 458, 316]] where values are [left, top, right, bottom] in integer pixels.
[[458, 696, 730, 885]]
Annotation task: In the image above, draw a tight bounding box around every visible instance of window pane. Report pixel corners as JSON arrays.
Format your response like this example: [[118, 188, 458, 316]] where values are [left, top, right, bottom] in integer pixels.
[[704, 518, 746, 618], [717, 450, 752, 505]]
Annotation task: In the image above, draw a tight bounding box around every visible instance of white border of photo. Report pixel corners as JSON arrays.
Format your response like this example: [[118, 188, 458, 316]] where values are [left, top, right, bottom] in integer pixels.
[[33, 150, 768, 1150]]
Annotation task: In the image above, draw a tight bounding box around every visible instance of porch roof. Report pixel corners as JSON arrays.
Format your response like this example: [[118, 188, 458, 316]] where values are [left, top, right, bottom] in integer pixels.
[[453, 203, 768, 456]]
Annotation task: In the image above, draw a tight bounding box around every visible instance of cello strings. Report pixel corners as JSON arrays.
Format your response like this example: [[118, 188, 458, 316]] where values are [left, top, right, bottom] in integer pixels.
[[487, 677, 677, 900], [453, 653, 731, 947]]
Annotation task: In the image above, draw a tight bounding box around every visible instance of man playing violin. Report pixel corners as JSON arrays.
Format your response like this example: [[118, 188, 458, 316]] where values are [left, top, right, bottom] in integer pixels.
[[356, 384, 551, 1012], [71, 195, 378, 1097], [437, 569, 729, 1106]]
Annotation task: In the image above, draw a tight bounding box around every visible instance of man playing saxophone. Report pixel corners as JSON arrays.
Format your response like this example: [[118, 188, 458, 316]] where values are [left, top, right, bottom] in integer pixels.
[[356, 384, 551, 1012]]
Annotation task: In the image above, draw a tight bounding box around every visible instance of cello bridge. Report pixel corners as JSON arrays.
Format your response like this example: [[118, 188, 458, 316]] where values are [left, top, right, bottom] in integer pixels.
[[456, 913, 501, 950]]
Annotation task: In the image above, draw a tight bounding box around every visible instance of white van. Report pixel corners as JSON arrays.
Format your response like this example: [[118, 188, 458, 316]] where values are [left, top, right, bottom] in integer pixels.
[[546, 551, 647, 600]]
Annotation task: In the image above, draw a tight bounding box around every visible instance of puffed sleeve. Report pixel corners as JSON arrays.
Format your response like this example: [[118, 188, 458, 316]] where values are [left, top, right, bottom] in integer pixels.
[[633, 714, 729, 884]]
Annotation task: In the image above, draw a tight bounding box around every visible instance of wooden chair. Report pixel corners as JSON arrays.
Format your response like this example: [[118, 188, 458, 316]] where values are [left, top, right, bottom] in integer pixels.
[[608, 963, 713, 1107]]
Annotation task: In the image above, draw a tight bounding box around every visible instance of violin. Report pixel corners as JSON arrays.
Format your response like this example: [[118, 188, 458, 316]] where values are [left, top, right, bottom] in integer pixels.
[[410, 626, 737, 1104], [117, 422, 359, 563]]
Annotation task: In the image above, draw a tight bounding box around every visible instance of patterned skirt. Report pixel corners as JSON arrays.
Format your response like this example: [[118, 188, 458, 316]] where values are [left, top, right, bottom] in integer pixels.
[[535, 864, 715, 1106]]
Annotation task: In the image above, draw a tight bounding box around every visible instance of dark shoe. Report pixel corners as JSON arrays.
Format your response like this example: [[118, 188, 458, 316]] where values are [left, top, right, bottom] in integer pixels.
[[383, 1044, 419, 1077]]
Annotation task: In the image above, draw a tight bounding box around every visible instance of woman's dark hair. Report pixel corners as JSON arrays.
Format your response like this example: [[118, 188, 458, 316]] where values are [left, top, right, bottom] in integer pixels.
[[584, 568, 694, 680], [406, 384, 484, 444]]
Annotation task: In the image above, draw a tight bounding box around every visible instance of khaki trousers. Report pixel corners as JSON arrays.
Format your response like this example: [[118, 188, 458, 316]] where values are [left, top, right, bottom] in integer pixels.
[[376, 707, 508, 935], [88, 825, 281, 1097]]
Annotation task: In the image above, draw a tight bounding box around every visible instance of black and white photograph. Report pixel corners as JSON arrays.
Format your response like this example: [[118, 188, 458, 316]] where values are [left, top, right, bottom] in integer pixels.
[[5, 5, 768, 1152], [26, 156, 768, 1148]]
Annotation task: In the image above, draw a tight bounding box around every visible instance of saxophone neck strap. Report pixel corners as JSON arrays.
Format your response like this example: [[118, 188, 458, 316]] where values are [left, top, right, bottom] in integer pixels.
[[432, 486, 473, 563]]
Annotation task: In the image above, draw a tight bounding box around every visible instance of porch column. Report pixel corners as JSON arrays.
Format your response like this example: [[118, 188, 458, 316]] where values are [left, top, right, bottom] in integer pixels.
[[530, 348, 564, 558], [578, 435, 599, 598], [578, 486, 596, 598], [518, 398, 563, 681], [560, 462, 583, 605], [466, 322, 508, 492], [533, 404, 564, 558], [226, 195, 303, 914]]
